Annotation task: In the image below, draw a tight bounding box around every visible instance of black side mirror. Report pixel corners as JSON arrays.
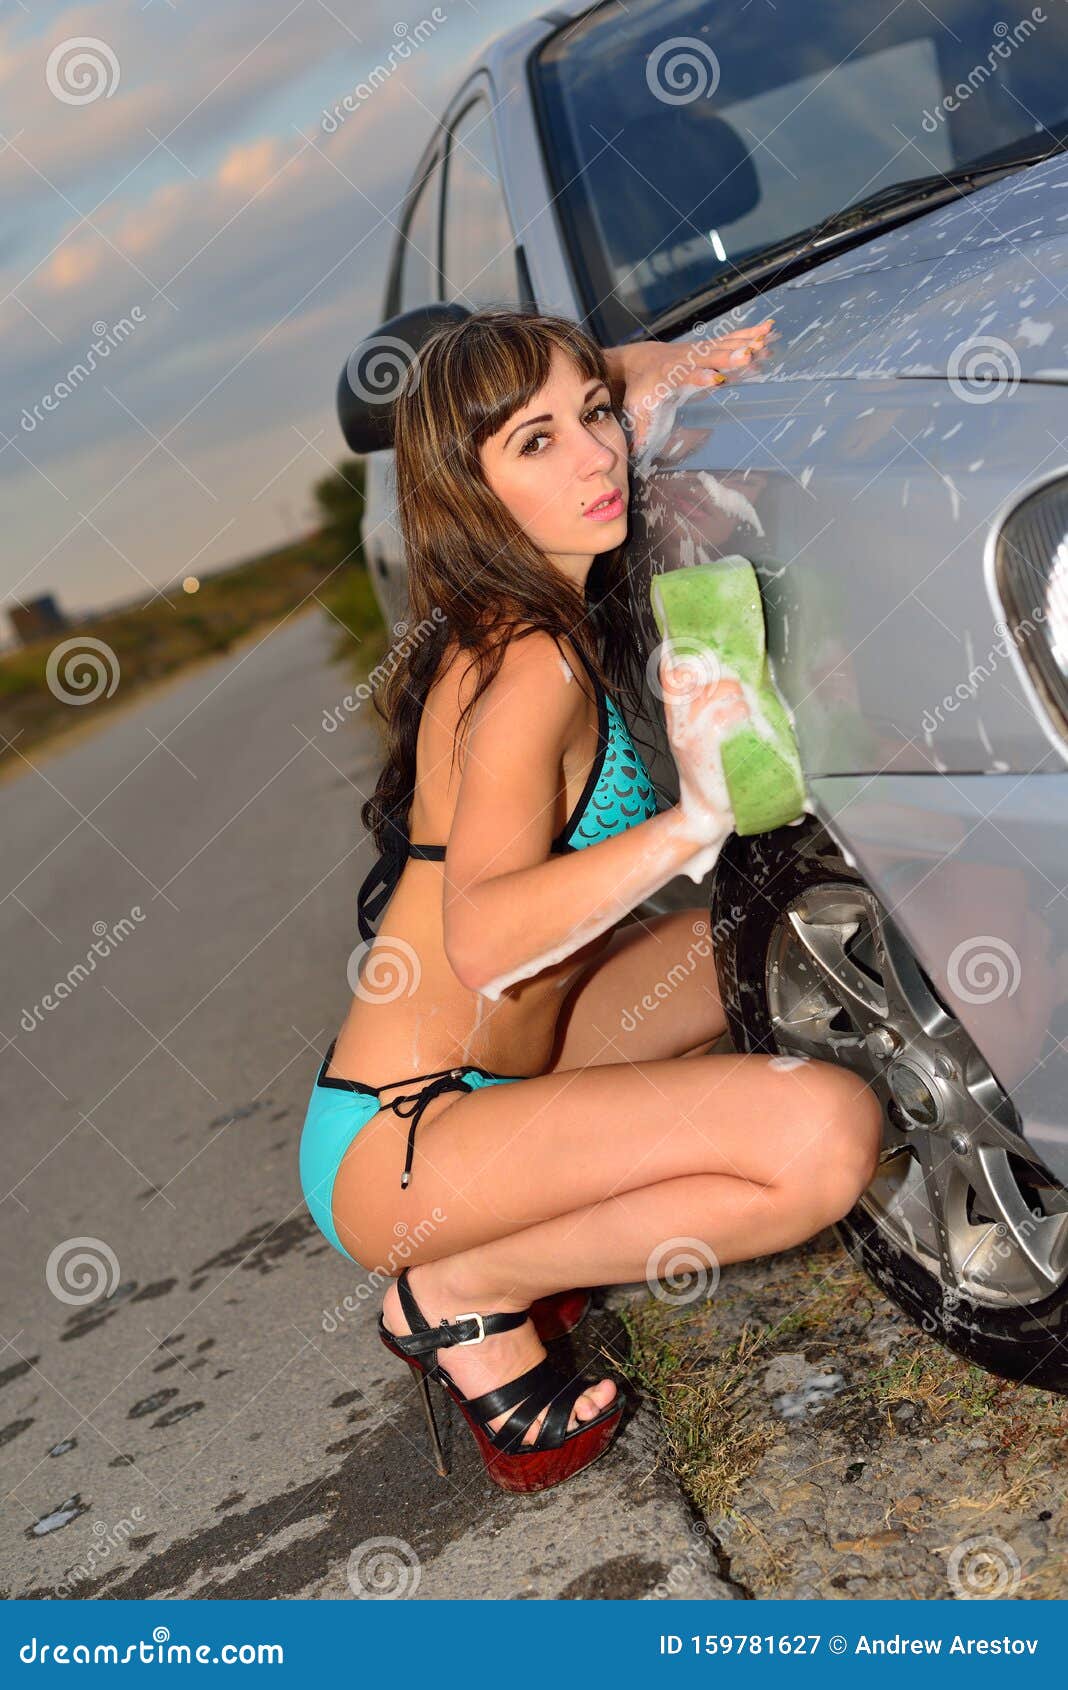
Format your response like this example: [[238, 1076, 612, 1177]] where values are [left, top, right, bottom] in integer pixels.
[[336, 302, 471, 453]]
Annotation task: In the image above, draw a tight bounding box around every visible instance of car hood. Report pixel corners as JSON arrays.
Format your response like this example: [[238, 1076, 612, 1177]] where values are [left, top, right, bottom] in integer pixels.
[[711, 149, 1068, 385]]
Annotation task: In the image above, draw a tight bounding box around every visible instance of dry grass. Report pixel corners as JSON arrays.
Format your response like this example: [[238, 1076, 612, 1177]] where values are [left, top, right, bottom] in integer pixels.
[[1, 536, 384, 770], [618, 1238, 1068, 1578], [617, 1299, 779, 1522]]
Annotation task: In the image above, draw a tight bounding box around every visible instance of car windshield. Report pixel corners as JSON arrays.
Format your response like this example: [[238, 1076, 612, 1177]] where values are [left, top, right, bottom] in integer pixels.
[[533, 0, 1068, 341]]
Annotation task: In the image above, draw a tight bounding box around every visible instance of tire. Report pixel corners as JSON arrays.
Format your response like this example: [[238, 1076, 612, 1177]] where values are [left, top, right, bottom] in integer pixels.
[[710, 816, 1068, 1393]]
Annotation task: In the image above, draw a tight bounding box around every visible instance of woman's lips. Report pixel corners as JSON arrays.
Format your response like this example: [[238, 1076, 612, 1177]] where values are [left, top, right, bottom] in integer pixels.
[[584, 488, 625, 521]]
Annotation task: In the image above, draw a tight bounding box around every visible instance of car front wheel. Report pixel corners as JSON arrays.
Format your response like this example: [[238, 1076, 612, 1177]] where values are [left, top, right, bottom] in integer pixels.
[[710, 818, 1068, 1394]]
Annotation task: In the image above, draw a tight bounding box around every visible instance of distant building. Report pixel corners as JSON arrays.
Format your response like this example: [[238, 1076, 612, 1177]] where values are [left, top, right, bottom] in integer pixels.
[[10, 593, 68, 646]]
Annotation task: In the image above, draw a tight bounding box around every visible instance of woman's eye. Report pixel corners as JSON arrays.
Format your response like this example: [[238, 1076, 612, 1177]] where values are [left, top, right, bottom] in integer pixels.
[[518, 403, 612, 455]]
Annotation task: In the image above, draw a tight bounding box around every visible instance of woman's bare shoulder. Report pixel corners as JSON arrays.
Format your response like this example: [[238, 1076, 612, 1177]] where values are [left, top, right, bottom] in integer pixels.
[[486, 627, 591, 716], [426, 626, 590, 746]]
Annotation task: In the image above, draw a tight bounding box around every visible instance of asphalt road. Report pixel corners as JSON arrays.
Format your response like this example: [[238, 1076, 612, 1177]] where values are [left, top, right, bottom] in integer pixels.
[[0, 607, 735, 1601]]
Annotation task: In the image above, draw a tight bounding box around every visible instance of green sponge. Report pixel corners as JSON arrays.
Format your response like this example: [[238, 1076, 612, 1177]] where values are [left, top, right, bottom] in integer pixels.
[[649, 557, 806, 836]]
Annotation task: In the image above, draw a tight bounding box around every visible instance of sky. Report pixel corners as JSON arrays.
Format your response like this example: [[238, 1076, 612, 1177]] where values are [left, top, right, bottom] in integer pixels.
[[0, 0, 543, 636]]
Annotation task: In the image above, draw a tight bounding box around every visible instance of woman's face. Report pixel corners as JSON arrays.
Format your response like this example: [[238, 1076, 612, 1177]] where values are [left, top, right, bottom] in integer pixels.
[[478, 345, 629, 584]]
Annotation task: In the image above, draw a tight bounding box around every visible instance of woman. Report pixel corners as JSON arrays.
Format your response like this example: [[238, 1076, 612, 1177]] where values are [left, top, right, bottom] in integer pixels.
[[299, 308, 882, 1493]]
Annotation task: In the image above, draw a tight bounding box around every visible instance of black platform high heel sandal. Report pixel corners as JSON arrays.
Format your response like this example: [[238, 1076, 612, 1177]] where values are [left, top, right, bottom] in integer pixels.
[[377, 1266, 624, 1494]]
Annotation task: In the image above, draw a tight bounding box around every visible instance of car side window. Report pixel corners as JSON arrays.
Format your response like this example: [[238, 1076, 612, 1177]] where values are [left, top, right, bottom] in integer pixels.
[[397, 156, 442, 312], [441, 99, 520, 307]]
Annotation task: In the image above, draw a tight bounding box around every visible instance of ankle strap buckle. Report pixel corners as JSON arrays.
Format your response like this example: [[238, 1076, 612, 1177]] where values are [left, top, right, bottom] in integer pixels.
[[448, 1311, 486, 1345]]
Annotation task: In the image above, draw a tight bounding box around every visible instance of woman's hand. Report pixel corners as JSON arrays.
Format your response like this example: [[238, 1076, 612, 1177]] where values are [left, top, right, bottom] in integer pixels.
[[660, 650, 752, 841], [604, 319, 774, 452]]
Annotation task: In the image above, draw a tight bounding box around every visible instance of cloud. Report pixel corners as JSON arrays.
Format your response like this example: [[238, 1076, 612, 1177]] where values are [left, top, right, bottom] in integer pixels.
[[217, 136, 283, 194], [0, 0, 344, 214], [41, 238, 103, 294], [0, 0, 535, 621]]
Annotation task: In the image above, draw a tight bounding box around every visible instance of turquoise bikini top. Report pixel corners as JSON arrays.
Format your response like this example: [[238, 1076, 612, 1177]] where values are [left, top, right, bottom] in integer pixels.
[[356, 637, 663, 943], [544, 640, 662, 851]]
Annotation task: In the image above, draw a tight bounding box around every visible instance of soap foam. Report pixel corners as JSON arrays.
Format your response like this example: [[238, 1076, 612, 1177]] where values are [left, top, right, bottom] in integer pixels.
[[477, 820, 732, 1002]]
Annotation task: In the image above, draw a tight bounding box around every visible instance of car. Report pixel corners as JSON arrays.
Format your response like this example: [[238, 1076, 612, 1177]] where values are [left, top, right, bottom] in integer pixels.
[[336, 0, 1068, 1392]]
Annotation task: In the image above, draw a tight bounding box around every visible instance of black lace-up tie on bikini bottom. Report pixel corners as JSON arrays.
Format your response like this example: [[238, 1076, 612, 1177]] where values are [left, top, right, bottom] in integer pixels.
[[377, 1068, 473, 1189]]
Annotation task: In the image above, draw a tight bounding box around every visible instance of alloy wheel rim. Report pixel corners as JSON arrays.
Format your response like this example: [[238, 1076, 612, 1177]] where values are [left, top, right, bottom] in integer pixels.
[[764, 881, 1068, 1309]]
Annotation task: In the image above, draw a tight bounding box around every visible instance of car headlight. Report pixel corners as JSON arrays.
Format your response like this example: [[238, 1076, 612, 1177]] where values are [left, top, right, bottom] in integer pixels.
[[994, 478, 1068, 754]]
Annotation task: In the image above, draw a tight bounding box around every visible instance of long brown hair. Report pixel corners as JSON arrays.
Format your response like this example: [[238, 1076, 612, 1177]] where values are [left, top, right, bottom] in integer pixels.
[[361, 306, 656, 857]]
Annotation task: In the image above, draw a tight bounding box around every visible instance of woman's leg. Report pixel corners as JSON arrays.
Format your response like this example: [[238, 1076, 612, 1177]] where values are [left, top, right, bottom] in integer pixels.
[[341, 1049, 883, 1446], [386, 1149, 862, 1438], [411, 1153, 859, 1306], [544, 908, 729, 1071], [337, 1049, 882, 1264]]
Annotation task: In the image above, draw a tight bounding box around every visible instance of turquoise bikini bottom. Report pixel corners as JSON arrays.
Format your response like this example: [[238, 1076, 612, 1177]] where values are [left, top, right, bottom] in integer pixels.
[[298, 1039, 525, 1263]]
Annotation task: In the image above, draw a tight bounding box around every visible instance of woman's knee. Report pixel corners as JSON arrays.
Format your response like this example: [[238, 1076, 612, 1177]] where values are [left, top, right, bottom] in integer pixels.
[[818, 1068, 883, 1215], [777, 1060, 883, 1220]]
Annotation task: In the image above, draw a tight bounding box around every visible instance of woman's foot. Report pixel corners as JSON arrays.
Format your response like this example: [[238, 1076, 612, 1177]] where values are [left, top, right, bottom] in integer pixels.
[[381, 1262, 617, 1446]]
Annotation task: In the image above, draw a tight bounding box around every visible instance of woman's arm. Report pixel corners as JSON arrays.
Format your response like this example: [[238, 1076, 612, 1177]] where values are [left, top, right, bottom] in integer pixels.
[[442, 632, 744, 1001], [603, 319, 774, 451]]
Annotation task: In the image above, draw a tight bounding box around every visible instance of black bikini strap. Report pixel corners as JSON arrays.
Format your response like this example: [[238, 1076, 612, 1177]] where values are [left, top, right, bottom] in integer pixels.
[[355, 811, 409, 944], [356, 643, 598, 941], [355, 853, 398, 945], [382, 1070, 474, 1189]]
